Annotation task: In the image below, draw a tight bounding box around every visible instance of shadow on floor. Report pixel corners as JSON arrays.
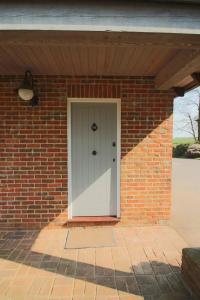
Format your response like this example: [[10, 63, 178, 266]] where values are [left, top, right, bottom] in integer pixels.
[[0, 230, 193, 299]]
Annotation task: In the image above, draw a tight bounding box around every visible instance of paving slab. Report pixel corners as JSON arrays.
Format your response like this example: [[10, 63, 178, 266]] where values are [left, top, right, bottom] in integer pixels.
[[0, 226, 193, 299]]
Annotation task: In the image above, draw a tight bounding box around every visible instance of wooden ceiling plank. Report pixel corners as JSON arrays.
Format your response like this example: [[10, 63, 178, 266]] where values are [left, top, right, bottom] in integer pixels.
[[48, 46, 65, 74], [127, 47, 146, 75], [136, 47, 156, 75], [103, 46, 115, 75], [150, 48, 179, 75], [58, 46, 74, 75], [69, 46, 81, 76], [87, 47, 98, 76], [78, 46, 89, 76], [109, 48, 124, 75], [118, 47, 136, 75], [120, 47, 137, 75], [96, 46, 106, 75], [27, 45, 47, 73], [0, 45, 33, 74], [144, 48, 173, 75]]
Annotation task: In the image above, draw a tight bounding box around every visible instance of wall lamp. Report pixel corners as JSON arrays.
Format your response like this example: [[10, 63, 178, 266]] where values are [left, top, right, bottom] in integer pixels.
[[18, 70, 39, 106]]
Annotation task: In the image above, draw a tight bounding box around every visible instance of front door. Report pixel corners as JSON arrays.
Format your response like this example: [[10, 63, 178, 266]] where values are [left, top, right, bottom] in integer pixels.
[[71, 102, 117, 217]]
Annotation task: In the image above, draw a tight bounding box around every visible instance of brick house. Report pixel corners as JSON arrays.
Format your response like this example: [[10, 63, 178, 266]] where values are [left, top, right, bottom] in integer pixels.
[[1, 1, 200, 229]]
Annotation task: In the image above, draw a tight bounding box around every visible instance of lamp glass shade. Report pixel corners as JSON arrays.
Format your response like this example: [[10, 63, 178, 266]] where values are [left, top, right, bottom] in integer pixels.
[[18, 88, 34, 101]]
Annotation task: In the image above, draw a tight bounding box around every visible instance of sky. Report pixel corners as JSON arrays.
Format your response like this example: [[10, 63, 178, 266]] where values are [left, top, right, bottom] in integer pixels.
[[173, 87, 200, 138]]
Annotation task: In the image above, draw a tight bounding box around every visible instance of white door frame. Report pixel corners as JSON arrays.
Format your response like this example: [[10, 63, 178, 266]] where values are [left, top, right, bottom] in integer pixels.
[[67, 98, 121, 219]]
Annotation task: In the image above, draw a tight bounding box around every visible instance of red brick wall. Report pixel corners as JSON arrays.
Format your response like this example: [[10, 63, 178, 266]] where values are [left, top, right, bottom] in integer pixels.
[[0, 76, 174, 229]]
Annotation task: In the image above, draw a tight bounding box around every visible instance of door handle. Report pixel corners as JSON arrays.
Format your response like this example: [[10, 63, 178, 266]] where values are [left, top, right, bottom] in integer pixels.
[[92, 150, 97, 156]]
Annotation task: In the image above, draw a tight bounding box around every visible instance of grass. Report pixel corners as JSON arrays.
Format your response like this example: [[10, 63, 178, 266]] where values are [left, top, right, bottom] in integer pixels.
[[173, 137, 195, 146]]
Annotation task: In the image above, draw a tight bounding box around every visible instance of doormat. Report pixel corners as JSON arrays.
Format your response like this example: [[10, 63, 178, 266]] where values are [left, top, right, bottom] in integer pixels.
[[64, 227, 116, 249]]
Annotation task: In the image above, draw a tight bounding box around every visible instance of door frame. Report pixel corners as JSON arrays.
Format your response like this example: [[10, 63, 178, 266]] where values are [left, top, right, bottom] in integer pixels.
[[67, 98, 121, 219]]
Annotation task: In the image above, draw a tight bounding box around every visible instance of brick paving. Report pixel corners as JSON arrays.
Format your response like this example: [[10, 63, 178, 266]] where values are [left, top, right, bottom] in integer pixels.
[[0, 226, 193, 300]]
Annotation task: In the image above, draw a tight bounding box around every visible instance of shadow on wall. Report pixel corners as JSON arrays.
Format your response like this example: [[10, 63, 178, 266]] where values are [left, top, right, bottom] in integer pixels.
[[0, 230, 191, 299]]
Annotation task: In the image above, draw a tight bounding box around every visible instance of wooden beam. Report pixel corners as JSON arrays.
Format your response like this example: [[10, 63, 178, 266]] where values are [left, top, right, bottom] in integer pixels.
[[155, 50, 200, 90], [1, 31, 200, 49]]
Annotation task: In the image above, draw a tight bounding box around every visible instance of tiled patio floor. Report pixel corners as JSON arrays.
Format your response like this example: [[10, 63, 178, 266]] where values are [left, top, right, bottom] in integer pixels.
[[0, 226, 193, 300]]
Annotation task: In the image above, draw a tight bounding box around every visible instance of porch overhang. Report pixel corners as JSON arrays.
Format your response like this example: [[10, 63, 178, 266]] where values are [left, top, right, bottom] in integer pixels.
[[0, 1, 200, 93]]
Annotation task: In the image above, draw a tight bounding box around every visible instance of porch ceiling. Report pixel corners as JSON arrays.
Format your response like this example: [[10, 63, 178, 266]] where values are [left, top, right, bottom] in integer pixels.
[[0, 30, 200, 92], [0, 44, 177, 77]]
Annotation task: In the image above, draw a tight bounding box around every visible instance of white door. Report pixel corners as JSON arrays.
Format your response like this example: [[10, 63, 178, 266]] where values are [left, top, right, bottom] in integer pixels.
[[71, 102, 117, 216]]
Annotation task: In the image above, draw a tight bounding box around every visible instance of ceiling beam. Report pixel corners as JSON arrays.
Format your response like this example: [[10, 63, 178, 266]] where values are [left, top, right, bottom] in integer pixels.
[[155, 50, 200, 90], [1, 31, 200, 49]]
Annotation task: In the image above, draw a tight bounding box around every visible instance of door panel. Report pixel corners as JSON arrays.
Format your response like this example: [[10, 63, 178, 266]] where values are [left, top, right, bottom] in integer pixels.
[[71, 102, 117, 216]]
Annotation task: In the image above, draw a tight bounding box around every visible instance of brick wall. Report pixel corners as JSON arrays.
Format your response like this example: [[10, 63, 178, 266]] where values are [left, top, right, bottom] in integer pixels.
[[0, 76, 174, 229]]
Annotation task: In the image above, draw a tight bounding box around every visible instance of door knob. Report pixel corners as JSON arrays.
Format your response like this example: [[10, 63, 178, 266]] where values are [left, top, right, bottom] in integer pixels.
[[92, 150, 97, 155]]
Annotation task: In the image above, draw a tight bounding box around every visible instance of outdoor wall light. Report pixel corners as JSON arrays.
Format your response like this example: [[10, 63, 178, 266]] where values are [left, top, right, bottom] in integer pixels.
[[18, 70, 39, 106]]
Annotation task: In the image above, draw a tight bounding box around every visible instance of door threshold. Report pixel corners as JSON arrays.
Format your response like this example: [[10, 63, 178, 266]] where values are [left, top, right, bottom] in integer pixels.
[[68, 216, 120, 224]]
